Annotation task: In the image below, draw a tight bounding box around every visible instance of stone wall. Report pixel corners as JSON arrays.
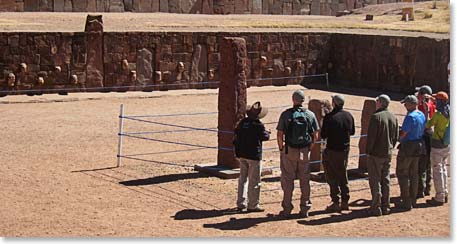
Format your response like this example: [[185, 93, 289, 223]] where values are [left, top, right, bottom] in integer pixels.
[[0, 0, 421, 15], [0, 31, 449, 95], [329, 34, 450, 93]]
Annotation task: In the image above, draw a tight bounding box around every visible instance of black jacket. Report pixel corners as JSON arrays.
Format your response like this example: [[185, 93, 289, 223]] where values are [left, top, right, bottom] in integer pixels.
[[233, 117, 270, 160], [321, 107, 355, 151]]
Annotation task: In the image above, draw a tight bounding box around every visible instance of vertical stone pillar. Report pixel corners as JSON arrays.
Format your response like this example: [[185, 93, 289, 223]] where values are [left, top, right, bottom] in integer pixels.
[[308, 99, 324, 172], [85, 15, 104, 88], [358, 99, 376, 171], [217, 37, 248, 169]]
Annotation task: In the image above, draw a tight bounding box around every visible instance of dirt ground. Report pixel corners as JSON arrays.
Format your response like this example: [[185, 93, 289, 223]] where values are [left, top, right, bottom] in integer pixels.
[[0, 84, 451, 237]]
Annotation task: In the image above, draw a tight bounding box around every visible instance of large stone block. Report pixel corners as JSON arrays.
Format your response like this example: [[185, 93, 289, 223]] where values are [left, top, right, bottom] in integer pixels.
[[24, 0, 39, 11], [124, 0, 134, 11], [109, 0, 125, 12], [152, 0, 160, 11], [73, 0, 88, 11], [87, 0, 97, 11], [39, 0, 53, 11], [252, 0, 262, 14], [136, 0, 152, 11], [358, 99, 376, 171], [0, 0, 22, 11], [160, 0, 169, 12], [54, 0, 65, 11], [168, 0, 180, 12]]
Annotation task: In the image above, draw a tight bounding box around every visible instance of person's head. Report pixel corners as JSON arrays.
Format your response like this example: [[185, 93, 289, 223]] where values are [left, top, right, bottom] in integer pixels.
[[292, 90, 305, 106], [246, 101, 268, 120], [432, 91, 449, 108], [415, 85, 432, 99], [400, 95, 418, 112], [331, 94, 345, 109], [375, 94, 390, 110]]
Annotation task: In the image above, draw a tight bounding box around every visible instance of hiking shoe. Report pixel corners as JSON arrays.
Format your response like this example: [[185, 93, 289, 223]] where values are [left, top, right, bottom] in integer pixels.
[[278, 210, 291, 218], [381, 208, 391, 215], [395, 201, 412, 211], [325, 202, 341, 213], [426, 197, 444, 206], [247, 207, 265, 213], [340, 202, 349, 211], [299, 210, 309, 218], [416, 192, 425, 199], [367, 207, 382, 217]]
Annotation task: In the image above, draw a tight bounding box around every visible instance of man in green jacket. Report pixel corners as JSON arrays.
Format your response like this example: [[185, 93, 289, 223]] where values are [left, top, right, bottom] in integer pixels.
[[366, 94, 399, 216]]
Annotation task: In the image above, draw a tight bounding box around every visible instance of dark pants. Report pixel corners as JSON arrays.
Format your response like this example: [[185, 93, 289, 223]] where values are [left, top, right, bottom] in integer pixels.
[[322, 148, 350, 204], [367, 155, 391, 209], [418, 131, 432, 195], [396, 154, 419, 207]]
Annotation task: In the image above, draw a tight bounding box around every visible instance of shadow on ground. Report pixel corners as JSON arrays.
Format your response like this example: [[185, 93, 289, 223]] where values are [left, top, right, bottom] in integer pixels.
[[120, 172, 209, 186]]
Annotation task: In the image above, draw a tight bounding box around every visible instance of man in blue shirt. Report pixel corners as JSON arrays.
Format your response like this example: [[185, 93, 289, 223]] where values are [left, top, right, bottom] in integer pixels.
[[396, 95, 426, 210]]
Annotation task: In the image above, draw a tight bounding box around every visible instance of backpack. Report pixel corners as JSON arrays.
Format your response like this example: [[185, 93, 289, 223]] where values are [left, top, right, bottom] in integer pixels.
[[285, 107, 314, 148]]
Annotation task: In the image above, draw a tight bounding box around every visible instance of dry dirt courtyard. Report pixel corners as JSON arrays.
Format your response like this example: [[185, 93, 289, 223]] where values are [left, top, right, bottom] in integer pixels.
[[0, 84, 451, 237]]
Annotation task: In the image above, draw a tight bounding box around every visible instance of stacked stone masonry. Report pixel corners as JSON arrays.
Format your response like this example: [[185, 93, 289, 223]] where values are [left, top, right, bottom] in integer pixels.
[[0, 31, 449, 95], [0, 0, 429, 15]]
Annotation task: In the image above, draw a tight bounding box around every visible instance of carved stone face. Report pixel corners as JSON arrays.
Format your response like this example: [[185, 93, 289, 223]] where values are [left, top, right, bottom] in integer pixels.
[[259, 56, 267, 67], [7, 73, 15, 87], [55, 66, 62, 73], [70, 74, 78, 84], [154, 71, 162, 82], [208, 69, 215, 80], [121, 59, 129, 71], [37, 77, 45, 85], [284, 66, 292, 76], [177, 62, 185, 73], [130, 70, 137, 82], [19, 63, 27, 73]]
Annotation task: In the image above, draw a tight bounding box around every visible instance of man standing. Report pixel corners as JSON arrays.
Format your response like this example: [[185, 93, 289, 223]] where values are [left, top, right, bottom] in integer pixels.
[[320, 94, 355, 212], [234, 101, 270, 212], [276, 90, 319, 218], [396, 95, 426, 210], [366, 94, 399, 216], [415, 85, 435, 198], [426, 91, 450, 206]]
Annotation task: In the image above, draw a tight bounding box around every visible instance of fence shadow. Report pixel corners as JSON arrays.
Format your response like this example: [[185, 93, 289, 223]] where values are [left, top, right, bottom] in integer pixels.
[[120, 172, 209, 186]]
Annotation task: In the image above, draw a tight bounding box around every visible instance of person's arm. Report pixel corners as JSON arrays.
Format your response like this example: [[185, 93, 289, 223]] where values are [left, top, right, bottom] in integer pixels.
[[310, 114, 320, 150], [426, 113, 437, 129], [277, 130, 284, 151], [320, 115, 328, 140], [399, 116, 412, 140], [366, 115, 377, 155], [259, 123, 270, 141]]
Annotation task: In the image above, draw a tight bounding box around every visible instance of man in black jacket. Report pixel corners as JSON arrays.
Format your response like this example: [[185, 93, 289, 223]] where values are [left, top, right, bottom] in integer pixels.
[[321, 94, 355, 212], [234, 101, 270, 212]]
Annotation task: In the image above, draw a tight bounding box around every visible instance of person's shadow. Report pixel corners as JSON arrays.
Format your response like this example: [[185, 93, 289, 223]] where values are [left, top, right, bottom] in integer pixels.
[[202, 213, 307, 230], [174, 208, 246, 220]]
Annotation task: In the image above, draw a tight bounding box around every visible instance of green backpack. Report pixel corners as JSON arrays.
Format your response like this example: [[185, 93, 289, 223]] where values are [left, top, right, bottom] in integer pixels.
[[285, 107, 314, 148]]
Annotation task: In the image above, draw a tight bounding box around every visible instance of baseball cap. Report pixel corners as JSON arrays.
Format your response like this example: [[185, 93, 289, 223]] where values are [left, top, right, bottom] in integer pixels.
[[331, 94, 345, 107], [432, 91, 449, 101], [415, 85, 432, 95], [400, 95, 418, 104]]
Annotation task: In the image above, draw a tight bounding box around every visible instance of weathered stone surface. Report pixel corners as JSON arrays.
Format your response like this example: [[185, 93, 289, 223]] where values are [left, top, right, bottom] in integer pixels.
[[124, 0, 134, 11], [85, 15, 104, 88], [136, 0, 152, 11], [0, 0, 22, 11], [252, 0, 262, 14], [272, 0, 282, 14], [39, 0, 53, 11], [136, 48, 153, 85], [73, 0, 88, 12], [24, 0, 39, 11], [160, 0, 169, 12], [190, 44, 208, 83], [109, 0, 125, 12], [310, 0, 320, 15], [308, 99, 324, 172], [96, 0, 108, 11], [53, 0, 65, 11], [64, 0, 73, 11], [168, 0, 180, 12], [87, 0, 97, 11], [152, 0, 160, 11], [201, 0, 213, 14], [283, 2, 292, 14], [218, 37, 247, 169], [224, 0, 235, 14], [358, 99, 376, 171]]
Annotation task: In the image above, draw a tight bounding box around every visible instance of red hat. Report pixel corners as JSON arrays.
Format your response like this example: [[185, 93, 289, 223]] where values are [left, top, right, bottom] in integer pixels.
[[432, 91, 449, 101]]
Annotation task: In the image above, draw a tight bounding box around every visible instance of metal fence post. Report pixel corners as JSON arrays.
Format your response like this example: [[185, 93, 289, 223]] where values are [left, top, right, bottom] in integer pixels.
[[117, 104, 125, 167], [325, 72, 329, 89]]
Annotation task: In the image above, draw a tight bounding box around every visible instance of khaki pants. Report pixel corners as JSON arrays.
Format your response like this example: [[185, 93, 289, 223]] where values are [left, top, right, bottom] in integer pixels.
[[237, 157, 261, 209], [431, 146, 450, 202], [396, 154, 419, 206], [280, 146, 311, 213], [367, 155, 391, 209]]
